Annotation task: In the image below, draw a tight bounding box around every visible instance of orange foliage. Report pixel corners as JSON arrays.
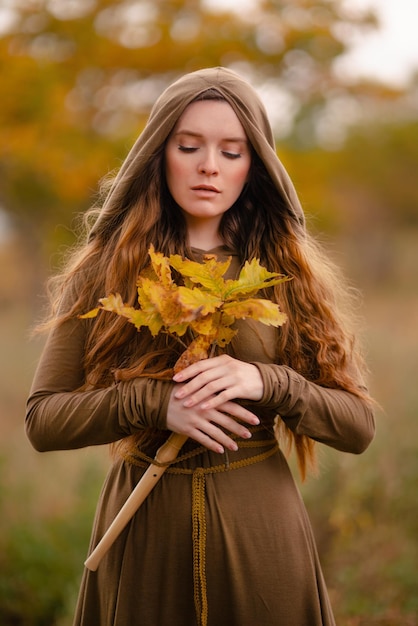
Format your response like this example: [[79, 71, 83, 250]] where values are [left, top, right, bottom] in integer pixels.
[[81, 245, 288, 372]]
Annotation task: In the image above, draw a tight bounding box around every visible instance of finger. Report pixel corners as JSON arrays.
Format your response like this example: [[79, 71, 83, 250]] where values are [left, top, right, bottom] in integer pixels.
[[211, 411, 255, 442], [192, 409, 256, 452], [174, 359, 244, 403], [218, 401, 260, 426], [184, 402, 258, 450], [197, 386, 239, 409], [186, 428, 226, 454], [199, 421, 241, 452], [173, 354, 231, 382], [173, 370, 224, 401], [175, 360, 263, 408], [172, 359, 212, 383], [179, 371, 251, 408], [174, 362, 231, 400], [184, 418, 239, 453], [169, 403, 260, 453], [189, 403, 259, 441], [180, 376, 236, 407]]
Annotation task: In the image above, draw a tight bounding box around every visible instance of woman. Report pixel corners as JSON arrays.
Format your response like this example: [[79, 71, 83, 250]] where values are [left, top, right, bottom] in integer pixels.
[[26, 67, 375, 626]]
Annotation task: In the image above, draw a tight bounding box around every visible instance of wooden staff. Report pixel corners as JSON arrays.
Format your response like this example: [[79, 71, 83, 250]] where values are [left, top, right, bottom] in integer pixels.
[[85, 348, 210, 571], [84, 432, 187, 571]]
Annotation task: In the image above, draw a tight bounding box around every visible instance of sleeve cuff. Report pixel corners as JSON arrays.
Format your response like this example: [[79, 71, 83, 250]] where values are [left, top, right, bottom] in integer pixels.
[[121, 378, 174, 431], [251, 362, 306, 431]]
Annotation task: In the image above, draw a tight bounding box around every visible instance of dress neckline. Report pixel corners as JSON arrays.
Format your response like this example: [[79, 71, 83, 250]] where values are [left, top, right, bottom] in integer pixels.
[[190, 244, 238, 256]]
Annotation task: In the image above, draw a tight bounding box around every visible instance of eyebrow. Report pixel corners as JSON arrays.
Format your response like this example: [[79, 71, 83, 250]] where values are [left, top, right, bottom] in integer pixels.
[[173, 130, 247, 143]]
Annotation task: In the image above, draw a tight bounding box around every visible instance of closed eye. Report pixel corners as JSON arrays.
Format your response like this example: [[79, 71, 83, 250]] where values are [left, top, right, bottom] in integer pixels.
[[178, 145, 198, 153], [177, 145, 242, 159], [222, 151, 241, 159]]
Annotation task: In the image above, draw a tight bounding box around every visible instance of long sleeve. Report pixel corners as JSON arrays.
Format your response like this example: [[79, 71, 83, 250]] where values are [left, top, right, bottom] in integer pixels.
[[25, 317, 173, 452], [254, 363, 375, 454]]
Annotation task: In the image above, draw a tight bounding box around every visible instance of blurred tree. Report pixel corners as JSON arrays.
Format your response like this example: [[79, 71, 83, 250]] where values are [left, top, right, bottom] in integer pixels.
[[0, 0, 379, 137], [1, 0, 417, 299], [281, 103, 418, 284], [0, 0, 379, 242]]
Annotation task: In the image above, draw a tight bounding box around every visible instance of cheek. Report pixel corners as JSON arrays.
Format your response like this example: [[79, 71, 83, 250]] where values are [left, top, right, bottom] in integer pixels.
[[230, 160, 251, 190], [165, 153, 185, 193]]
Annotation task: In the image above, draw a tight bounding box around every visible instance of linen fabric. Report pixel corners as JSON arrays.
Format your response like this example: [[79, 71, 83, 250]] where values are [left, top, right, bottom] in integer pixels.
[[26, 248, 374, 626]]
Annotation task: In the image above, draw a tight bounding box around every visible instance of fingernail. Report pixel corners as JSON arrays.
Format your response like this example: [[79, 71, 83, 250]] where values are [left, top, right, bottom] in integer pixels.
[[173, 373, 183, 381], [230, 442, 238, 451], [217, 446, 224, 454], [242, 430, 252, 439]]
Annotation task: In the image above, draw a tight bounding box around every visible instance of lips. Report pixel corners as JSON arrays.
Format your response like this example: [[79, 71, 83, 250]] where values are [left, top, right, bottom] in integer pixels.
[[191, 185, 220, 193]]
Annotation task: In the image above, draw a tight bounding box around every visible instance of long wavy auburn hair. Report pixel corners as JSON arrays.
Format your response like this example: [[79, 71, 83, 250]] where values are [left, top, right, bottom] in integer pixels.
[[40, 94, 371, 479]]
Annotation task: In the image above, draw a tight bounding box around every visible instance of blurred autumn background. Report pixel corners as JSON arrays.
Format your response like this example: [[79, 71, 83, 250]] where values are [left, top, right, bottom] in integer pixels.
[[0, 0, 417, 624]]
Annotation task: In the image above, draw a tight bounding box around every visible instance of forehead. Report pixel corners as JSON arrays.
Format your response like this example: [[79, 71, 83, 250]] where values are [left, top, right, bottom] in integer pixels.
[[172, 99, 247, 138]]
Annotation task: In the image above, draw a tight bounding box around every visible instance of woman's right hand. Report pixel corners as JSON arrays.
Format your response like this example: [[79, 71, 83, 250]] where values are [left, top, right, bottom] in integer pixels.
[[166, 385, 260, 454]]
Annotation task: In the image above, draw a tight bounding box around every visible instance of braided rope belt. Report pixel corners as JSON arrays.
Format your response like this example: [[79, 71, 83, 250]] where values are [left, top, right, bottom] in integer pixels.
[[123, 432, 279, 626]]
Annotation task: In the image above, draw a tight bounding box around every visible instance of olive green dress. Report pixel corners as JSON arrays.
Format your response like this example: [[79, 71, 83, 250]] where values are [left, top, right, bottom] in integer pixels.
[[26, 248, 375, 626]]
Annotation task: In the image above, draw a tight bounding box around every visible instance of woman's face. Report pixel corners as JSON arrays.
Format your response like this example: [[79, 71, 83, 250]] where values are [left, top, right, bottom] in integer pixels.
[[165, 99, 251, 246]]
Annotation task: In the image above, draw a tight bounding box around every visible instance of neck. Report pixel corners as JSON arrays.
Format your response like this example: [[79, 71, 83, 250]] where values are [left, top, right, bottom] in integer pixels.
[[186, 222, 224, 251]]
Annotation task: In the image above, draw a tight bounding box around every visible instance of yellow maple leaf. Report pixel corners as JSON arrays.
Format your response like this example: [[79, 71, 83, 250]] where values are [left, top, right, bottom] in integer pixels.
[[173, 335, 212, 374], [189, 315, 217, 336], [177, 286, 222, 316], [223, 258, 288, 300], [99, 294, 134, 318], [213, 325, 237, 348], [169, 254, 231, 296], [79, 307, 100, 319], [148, 244, 173, 288], [127, 308, 154, 330], [80, 247, 289, 371], [223, 298, 288, 326]]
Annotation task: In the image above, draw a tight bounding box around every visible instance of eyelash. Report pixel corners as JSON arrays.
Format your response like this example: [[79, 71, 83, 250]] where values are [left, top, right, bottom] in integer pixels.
[[177, 145, 241, 159]]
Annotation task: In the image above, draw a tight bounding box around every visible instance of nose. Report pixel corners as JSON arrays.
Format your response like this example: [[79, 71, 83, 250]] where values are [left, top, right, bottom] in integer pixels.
[[198, 149, 219, 175]]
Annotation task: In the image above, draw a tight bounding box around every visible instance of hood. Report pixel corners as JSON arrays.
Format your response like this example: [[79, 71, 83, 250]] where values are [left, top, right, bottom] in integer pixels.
[[90, 66, 305, 239]]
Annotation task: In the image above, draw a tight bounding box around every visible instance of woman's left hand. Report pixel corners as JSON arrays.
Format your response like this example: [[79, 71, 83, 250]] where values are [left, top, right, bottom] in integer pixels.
[[172, 354, 263, 409]]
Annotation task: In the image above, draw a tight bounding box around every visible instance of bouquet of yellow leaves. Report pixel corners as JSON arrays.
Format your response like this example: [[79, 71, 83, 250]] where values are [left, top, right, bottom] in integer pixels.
[[82, 246, 288, 571], [82, 245, 289, 372]]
